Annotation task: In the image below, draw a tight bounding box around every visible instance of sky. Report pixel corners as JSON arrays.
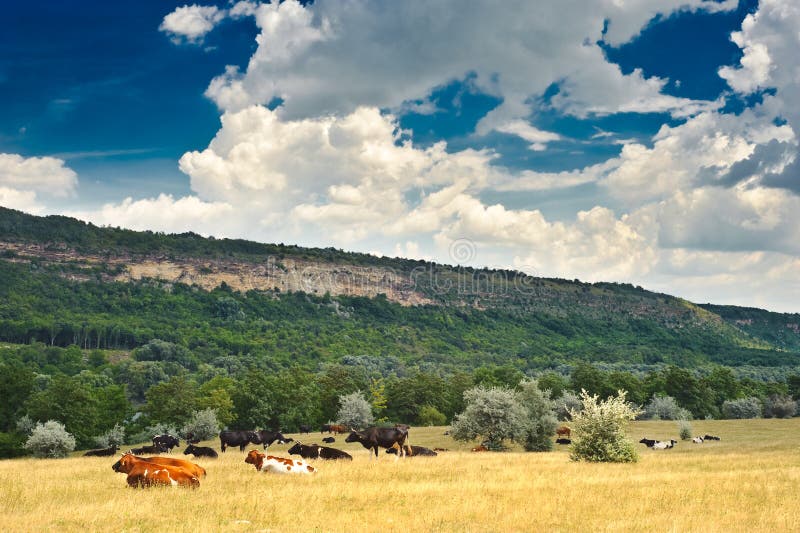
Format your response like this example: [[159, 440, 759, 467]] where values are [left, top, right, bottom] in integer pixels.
[[1, 0, 799, 312]]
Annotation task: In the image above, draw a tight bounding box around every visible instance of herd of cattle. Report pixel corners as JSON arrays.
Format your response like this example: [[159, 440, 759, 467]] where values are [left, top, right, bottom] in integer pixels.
[[82, 424, 724, 488]]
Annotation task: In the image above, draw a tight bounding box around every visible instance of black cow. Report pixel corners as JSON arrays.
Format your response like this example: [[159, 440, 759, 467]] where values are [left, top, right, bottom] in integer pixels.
[[703, 434, 721, 441], [255, 430, 292, 449], [298, 424, 311, 434], [320, 424, 331, 433], [555, 438, 571, 445], [83, 444, 118, 457], [639, 438, 657, 448], [345, 426, 409, 459], [287, 442, 352, 461], [183, 444, 218, 458], [184, 432, 201, 444], [130, 444, 167, 455], [152, 434, 180, 452], [219, 430, 261, 452], [322, 436, 335, 443], [386, 445, 437, 456]]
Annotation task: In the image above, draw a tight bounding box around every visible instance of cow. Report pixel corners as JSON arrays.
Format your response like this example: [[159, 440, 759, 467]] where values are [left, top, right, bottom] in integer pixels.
[[287, 442, 353, 461], [152, 434, 180, 452], [704, 435, 721, 441], [556, 426, 571, 438], [386, 445, 437, 457], [639, 438, 657, 448], [471, 445, 488, 452], [83, 444, 118, 457], [254, 430, 292, 450], [112, 453, 199, 488], [345, 426, 409, 459], [298, 424, 311, 434], [219, 430, 261, 452], [320, 424, 331, 433], [652, 440, 677, 450], [322, 436, 335, 443], [691, 436, 704, 444], [183, 444, 218, 458], [555, 438, 571, 445], [130, 444, 167, 455], [122, 454, 207, 478], [244, 449, 316, 474], [328, 424, 348, 434], [184, 432, 201, 444]]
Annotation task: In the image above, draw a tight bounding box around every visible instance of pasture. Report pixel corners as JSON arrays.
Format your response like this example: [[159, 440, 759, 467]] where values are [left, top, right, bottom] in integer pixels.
[[1, 419, 798, 532]]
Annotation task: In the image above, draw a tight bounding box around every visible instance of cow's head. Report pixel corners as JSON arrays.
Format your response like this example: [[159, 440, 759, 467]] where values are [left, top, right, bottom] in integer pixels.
[[183, 445, 195, 455], [112, 453, 136, 473], [245, 449, 265, 470], [344, 430, 362, 443], [287, 442, 302, 455]]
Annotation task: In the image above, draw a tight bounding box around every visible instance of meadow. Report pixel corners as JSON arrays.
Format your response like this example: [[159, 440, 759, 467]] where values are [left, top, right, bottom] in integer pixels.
[[1, 419, 798, 532]]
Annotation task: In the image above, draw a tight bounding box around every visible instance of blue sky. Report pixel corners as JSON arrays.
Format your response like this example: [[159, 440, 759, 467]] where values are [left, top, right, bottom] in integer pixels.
[[2, 0, 799, 312]]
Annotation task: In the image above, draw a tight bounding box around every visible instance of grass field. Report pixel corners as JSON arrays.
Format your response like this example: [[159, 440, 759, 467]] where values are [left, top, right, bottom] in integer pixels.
[[1, 419, 798, 532]]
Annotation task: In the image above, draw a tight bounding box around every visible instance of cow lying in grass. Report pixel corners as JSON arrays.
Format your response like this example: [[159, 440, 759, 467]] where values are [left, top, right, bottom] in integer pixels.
[[555, 438, 571, 445], [652, 440, 677, 449], [704, 434, 721, 441], [245, 449, 317, 474], [639, 438, 657, 447], [287, 442, 352, 460], [692, 436, 704, 444], [385, 445, 437, 456], [183, 444, 218, 458], [83, 444, 118, 457], [125, 454, 207, 478], [112, 454, 200, 488]]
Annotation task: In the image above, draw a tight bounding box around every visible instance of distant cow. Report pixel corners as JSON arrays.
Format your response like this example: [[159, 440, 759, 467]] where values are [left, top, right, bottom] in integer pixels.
[[639, 438, 657, 448], [322, 437, 335, 443], [112, 453, 200, 488], [555, 438, 571, 445], [327, 424, 348, 434], [153, 434, 180, 452], [125, 454, 207, 478], [287, 442, 353, 461], [556, 426, 571, 438], [83, 444, 118, 457], [245, 449, 316, 474], [386, 445, 437, 457], [691, 437, 704, 444], [704, 435, 721, 441], [130, 444, 167, 455], [652, 440, 677, 450], [471, 445, 489, 452], [255, 430, 292, 449], [345, 426, 409, 459], [183, 444, 218, 458], [299, 424, 311, 434], [219, 430, 261, 452]]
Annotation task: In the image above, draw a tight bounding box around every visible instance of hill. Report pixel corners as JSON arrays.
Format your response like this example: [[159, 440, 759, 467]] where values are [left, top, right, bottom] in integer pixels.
[[1, 206, 798, 371]]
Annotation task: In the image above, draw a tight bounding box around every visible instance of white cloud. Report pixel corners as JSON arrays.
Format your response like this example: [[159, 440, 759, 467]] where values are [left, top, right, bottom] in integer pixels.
[[494, 120, 561, 151], [0, 187, 43, 213], [0, 153, 78, 197], [160, 4, 226, 45]]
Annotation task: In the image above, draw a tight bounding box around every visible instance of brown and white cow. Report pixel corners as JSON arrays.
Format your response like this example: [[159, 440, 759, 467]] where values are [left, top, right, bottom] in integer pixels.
[[244, 449, 317, 474], [126, 453, 207, 478], [112, 454, 200, 488]]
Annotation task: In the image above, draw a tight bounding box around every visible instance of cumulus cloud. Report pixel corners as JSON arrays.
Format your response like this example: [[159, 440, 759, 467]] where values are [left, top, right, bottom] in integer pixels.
[[160, 4, 226, 45], [0, 153, 78, 197]]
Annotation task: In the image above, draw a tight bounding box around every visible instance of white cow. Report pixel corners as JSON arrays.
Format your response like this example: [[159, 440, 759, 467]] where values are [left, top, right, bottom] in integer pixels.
[[245, 449, 317, 474]]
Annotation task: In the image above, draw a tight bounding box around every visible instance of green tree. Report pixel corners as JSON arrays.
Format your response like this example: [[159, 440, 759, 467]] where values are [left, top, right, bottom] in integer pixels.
[[0, 360, 35, 432], [144, 376, 198, 427], [473, 364, 524, 389], [536, 372, 569, 399], [518, 380, 558, 452], [25, 376, 100, 448], [570, 363, 612, 398]]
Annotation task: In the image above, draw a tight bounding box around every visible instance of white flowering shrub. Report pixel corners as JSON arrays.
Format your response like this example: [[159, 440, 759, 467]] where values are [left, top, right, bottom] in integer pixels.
[[569, 389, 641, 463], [336, 392, 374, 430], [722, 397, 762, 419], [182, 408, 221, 441], [24, 420, 76, 458], [644, 395, 692, 421]]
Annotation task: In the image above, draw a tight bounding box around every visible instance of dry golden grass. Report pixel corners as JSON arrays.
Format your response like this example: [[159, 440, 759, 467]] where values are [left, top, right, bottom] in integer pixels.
[[1, 419, 798, 532]]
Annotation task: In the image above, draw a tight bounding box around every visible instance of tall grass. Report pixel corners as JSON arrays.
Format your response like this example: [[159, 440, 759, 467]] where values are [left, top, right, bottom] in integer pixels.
[[1, 419, 798, 532]]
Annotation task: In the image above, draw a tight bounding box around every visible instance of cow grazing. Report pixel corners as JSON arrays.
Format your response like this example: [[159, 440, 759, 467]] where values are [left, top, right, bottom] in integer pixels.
[[83, 444, 118, 457], [555, 438, 571, 445], [112, 454, 200, 488], [639, 438, 657, 448], [345, 426, 409, 459], [322, 436, 335, 443], [704, 434, 721, 441], [692, 436, 704, 444], [124, 454, 207, 478], [298, 424, 311, 434], [471, 445, 488, 452], [386, 445, 437, 457], [287, 442, 353, 461], [130, 444, 167, 455], [255, 430, 292, 450], [152, 434, 180, 452], [556, 426, 571, 438], [219, 430, 261, 452], [245, 449, 316, 474], [183, 444, 218, 458]]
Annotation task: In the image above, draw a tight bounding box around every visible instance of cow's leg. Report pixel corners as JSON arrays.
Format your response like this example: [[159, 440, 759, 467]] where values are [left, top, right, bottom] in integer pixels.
[[220, 441, 226, 453], [240, 443, 246, 452]]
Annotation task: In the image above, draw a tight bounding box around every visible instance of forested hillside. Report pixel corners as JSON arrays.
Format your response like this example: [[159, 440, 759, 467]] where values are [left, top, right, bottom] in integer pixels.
[[1, 206, 799, 457]]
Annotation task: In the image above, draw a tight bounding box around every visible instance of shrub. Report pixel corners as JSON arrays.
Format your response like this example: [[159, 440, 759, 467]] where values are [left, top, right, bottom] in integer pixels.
[[569, 389, 641, 463], [450, 386, 527, 451], [722, 397, 762, 419], [553, 390, 582, 421], [644, 395, 692, 421], [24, 420, 76, 458], [518, 380, 558, 452], [763, 395, 796, 419], [16, 415, 36, 436], [94, 423, 126, 448], [678, 420, 693, 441], [417, 405, 447, 427], [182, 408, 221, 441], [336, 392, 374, 430], [0, 432, 29, 458]]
